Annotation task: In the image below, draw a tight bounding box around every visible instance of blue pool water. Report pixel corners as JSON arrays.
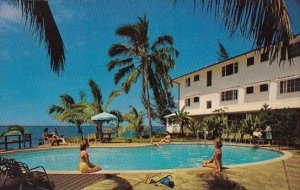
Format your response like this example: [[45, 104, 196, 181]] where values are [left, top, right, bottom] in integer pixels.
[[5, 144, 283, 171]]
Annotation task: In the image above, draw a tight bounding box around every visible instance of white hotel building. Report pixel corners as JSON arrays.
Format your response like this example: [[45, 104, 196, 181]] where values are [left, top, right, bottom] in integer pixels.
[[166, 35, 300, 133]]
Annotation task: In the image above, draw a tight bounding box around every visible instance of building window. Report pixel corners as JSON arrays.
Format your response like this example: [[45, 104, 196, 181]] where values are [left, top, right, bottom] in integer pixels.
[[246, 86, 254, 94], [207, 70, 212, 86], [185, 98, 191, 107], [194, 74, 199, 82], [206, 101, 212, 109], [185, 78, 190, 87], [194, 97, 199, 103], [261, 52, 269, 62], [221, 90, 238, 101], [288, 42, 300, 59], [247, 57, 254, 66], [280, 78, 300, 93], [260, 84, 269, 92], [222, 62, 238, 76]]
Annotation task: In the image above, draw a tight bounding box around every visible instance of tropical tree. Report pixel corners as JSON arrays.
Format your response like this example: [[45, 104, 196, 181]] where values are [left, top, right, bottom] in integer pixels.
[[82, 79, 121, 142], [109, 109, 123, 137], [259, 107, 297, 143], [173, 106, 193, 135], [107, 16, 179, 138], [6, 0, 295, 76], [217, 41, 230, 62], [122, 106, 146, 138], [179, 0, 293, 62], [142, 90, 176, 126], [0, 125, 29, 137], [240, 117, 255, 137], [201, 113, 229, 139], [187, 119, 207, 137], [48, 93, 87, 138], [6, 0, 65, 75]]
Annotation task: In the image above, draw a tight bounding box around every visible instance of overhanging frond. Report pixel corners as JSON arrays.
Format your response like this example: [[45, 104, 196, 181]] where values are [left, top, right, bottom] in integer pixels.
[[114, 64, 135, 84], [13, 0, 65, 75], [107, 58, 133, 71], [88, 79, 103, 113], [108, 44, 131, 57]]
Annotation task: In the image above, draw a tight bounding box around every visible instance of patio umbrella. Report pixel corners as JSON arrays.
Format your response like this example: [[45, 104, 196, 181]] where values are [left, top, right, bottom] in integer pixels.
[[91, 112, 118, 122], [91, 112, 117, 142]]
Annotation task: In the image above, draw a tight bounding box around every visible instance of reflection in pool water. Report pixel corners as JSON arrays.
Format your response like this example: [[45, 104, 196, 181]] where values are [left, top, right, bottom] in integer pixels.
[[6, 144, 283, 171]]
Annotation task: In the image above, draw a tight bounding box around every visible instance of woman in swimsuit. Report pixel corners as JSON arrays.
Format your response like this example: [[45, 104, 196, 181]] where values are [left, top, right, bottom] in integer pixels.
[[153, 131, 171, 147], [78, 138, 101, 173], [202, 138, 223, 172]]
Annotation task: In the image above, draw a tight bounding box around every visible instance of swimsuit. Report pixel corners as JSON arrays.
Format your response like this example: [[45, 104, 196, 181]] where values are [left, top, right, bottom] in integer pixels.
[[78, 151, 91, 172], [78, 161, 91, 172]]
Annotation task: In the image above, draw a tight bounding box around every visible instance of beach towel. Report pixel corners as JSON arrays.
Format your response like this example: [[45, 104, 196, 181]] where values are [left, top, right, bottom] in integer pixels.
[[145, 175, 174, 188]]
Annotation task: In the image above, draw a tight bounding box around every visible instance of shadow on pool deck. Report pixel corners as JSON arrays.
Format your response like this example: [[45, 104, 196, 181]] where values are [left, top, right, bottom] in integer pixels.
[[82, 146, 300, 190], [0, 174, 110, 190]]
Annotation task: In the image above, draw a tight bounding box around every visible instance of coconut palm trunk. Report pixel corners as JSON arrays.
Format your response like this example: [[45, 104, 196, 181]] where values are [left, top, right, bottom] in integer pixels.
[[146, 86, 153, 138], [144, 67, 153, 139], [96, 122, 103, 142], [76, 122, 83, 139]]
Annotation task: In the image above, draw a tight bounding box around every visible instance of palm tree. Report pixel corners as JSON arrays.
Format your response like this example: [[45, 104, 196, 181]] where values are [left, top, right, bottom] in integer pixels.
[[0, 125, 29, 137], [8, 0, 65, 75], [173, 106, 194, 135], [187, 119, 206, 137], [109, 110, 123, 137], [182, 0, 293, 62], [48, 93, 87, 138], [123, 106, 146, 138], [107, 16, 179, 138], [83, 79, 121, 142]]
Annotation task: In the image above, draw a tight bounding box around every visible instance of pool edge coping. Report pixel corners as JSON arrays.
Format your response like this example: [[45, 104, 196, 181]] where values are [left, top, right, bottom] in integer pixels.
[[1, 142, 293, 174]]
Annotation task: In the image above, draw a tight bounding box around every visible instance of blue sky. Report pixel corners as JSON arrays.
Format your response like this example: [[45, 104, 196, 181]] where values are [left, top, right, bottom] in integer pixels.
[[0, 0, 300, 126]]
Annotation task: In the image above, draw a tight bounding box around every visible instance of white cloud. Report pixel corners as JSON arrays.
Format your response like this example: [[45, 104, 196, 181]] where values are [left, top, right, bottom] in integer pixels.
[[0, 3, 22, 32]]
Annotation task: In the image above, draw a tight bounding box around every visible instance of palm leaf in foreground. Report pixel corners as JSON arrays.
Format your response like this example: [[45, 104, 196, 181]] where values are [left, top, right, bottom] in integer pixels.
[[179, 0, 293, 62], [12, 0, 65, 75]]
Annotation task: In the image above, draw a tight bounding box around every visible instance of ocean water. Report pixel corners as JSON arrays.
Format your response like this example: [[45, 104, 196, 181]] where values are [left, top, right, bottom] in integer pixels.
[[0, 125, 166, 148]]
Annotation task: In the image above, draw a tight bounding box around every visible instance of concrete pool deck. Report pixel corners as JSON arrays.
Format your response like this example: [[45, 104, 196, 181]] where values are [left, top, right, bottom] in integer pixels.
[[1, 142, 300, 189], [83, 145, 300, 190]]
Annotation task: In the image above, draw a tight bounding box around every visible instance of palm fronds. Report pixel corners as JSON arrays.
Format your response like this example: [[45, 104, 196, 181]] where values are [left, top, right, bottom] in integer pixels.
[[176, 0, 293, 62], [12, 0, 65, 74]]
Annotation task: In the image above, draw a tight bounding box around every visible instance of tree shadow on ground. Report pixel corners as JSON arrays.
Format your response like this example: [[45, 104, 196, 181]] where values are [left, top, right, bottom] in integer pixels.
[[197, 171, 247, 190], [104, 174, 133, 190]]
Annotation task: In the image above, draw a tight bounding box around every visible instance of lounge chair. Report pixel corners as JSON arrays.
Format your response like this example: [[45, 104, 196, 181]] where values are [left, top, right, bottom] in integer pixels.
[[1, 158, 54, 190], [221, 133, 229, 141], [242, 134, 252, 144], [227, 133, 235, 143], [234, 133, 242, 143], [88, 133, 97, 144]]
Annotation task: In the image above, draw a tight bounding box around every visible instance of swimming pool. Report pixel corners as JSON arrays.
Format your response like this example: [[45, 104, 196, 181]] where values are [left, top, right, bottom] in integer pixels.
[[5, 144, 284, 171]]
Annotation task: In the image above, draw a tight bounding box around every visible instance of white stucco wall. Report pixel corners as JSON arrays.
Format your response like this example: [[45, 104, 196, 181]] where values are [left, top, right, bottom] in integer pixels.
[[173, 36, 300, 116]]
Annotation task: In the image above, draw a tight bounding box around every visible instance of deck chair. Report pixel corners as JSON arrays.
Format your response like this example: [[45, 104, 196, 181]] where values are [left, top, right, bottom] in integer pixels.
[[234, 133, 242, 143], [227, 133, 235, 143], [1, 158, 54, 190], [88, 133, 97, 144], [242, 134, 252, 144], [221, 133, 229, 141]]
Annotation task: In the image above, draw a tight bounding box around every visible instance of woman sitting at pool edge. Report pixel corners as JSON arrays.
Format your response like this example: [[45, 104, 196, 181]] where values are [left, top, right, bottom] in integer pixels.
[[78, 138, 102, 173], [202, 138, 223, 172], [152, 131, 171, 147]]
